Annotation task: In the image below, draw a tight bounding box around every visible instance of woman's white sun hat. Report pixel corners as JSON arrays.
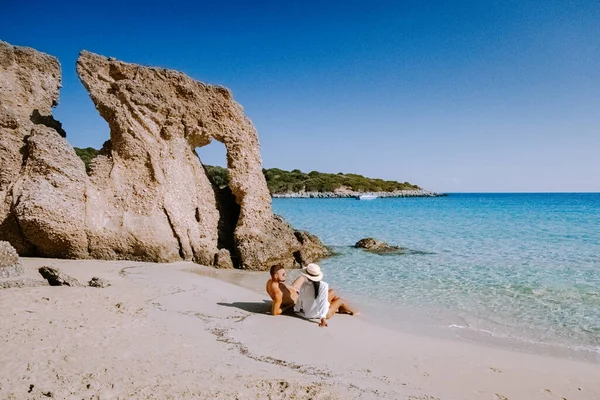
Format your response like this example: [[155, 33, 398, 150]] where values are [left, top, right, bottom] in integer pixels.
[[301, 263, 323, 282]]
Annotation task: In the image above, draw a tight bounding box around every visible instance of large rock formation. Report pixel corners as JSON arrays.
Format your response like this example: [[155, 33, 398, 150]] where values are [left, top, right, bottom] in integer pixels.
[[0, 41, 69, 255], [0, 41, 328, 270]]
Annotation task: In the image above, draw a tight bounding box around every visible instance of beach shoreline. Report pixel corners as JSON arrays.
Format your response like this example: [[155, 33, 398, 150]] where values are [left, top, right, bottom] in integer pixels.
[[2, 258, 599, 399], [192, 262, 600, 365], [271, 193, 600, 365]]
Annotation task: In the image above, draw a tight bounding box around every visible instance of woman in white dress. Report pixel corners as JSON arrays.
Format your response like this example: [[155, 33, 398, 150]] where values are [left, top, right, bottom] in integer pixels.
[[292, 263, 358, 327]]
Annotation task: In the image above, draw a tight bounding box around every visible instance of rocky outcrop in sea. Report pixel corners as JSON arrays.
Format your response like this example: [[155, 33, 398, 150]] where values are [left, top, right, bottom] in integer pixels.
[[0, 40, 328, 270]]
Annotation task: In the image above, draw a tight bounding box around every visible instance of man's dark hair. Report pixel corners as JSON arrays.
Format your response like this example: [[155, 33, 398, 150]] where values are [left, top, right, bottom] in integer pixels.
[[270, 264, 285, 277]]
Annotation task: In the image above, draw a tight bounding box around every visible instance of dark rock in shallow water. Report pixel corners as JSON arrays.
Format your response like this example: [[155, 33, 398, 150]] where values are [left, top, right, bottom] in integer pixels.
[[354, 238, 401, 252], [353, 239, 435, 256], [38, 266, 83, 287]]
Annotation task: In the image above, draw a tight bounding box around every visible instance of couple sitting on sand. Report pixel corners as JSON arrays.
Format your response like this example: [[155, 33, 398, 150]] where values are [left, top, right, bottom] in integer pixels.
[[266, 263, 358, 327]]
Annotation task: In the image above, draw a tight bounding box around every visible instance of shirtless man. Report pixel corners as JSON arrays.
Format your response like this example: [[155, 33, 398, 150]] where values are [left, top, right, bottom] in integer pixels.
[[266, 264, 299, 316]]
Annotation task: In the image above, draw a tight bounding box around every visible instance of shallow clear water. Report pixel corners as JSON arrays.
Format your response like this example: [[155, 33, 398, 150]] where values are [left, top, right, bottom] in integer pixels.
[[273, 194, 600, 358]]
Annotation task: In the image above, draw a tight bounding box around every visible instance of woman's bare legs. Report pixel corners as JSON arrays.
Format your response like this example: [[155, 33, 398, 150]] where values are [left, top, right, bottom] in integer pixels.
[[326, 289, 359, 318], [327, 289, 339, 303]]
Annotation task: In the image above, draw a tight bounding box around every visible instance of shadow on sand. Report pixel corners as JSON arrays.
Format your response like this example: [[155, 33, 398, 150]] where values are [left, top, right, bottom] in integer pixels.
[[217, 300, 271, 314], [217, 301, 314, 322]]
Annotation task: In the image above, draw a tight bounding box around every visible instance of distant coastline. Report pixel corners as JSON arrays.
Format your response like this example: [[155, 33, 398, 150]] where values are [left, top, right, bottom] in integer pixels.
[[272, 189, 446, 198], [73, 148, 443, 198]]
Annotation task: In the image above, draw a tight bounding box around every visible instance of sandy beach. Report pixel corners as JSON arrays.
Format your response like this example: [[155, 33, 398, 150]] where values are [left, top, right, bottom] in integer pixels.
[[0, 259, 598, 399]]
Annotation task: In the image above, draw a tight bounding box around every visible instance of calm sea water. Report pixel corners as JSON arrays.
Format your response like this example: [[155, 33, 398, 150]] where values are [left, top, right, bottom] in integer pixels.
[[273, 194, 600, 359]]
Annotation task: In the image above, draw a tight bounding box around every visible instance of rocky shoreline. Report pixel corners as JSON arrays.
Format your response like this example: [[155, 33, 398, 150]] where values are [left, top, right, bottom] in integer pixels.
[[272, 190, 446, 199]]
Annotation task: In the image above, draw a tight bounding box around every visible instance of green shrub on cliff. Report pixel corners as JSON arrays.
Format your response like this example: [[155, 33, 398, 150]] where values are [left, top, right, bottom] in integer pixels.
[[74, 147, 100, 173], [74, 147, 420, 194]]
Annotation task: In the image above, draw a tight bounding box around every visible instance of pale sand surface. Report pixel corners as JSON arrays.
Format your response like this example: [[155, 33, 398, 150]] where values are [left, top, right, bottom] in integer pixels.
[[1, 259, 599, 399]]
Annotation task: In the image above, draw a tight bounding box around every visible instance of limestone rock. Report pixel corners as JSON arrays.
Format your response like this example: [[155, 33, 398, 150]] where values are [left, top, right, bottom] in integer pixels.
[[293, 230, 331, 266], [76, 50, 328, 269], [0, 41, 328, 270], [0, 241, 23, 278], [13, 126, 89, 258], [38, 266, 84, 287], [88, 277, 110, 288], [214, 248, 234, 269], [0, 41, 65, 255], [354, 238, 402, 253]]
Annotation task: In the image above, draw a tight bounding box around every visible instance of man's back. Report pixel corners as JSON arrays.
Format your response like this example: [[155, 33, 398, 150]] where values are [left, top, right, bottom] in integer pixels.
[[266, 279, 297, 315]]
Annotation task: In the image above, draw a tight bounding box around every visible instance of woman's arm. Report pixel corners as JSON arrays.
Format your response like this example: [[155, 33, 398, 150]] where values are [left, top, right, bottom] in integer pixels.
[[291, 275, 306, 292]]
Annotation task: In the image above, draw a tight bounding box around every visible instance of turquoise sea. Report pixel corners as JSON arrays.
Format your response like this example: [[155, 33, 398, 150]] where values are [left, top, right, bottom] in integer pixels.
[[273, 194, 600, 361]]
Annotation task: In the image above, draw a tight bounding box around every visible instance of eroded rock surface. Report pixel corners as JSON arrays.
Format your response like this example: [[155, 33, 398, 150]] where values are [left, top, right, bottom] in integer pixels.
[[214, 248, 234, 269], [0, 241, 23, 278], [0, 41, 328, 270], [0, 41, 71, 256], [88, 277, 111, 288], [0, 278, 49, 289], [294, 230, 331, 265]]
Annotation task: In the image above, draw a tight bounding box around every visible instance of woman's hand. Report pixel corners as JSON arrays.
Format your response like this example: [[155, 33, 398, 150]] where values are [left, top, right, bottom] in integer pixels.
[[318, 318, 328, 327]]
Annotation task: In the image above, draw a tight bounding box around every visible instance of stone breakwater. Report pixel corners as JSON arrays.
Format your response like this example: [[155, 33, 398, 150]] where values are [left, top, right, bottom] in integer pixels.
[[272, 190, 446, 199]]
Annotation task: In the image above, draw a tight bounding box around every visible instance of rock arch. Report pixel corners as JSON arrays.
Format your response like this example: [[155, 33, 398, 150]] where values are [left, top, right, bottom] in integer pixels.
[[0, 41, 327, 270]]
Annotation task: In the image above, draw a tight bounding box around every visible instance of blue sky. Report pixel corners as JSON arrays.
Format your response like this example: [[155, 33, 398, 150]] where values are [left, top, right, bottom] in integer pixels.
[[2, 0, 599, 192]]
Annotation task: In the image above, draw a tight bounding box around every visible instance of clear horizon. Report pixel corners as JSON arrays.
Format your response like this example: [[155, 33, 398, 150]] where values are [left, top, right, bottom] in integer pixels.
[[2, 0, 599, 192]]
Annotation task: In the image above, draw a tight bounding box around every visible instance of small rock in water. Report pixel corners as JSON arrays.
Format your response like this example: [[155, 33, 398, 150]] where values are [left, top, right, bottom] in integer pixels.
[[353, 238, 411, 255], [354, 238, 399, 251], [38, 266, 83, 287], [88, 277, 110, 288]]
